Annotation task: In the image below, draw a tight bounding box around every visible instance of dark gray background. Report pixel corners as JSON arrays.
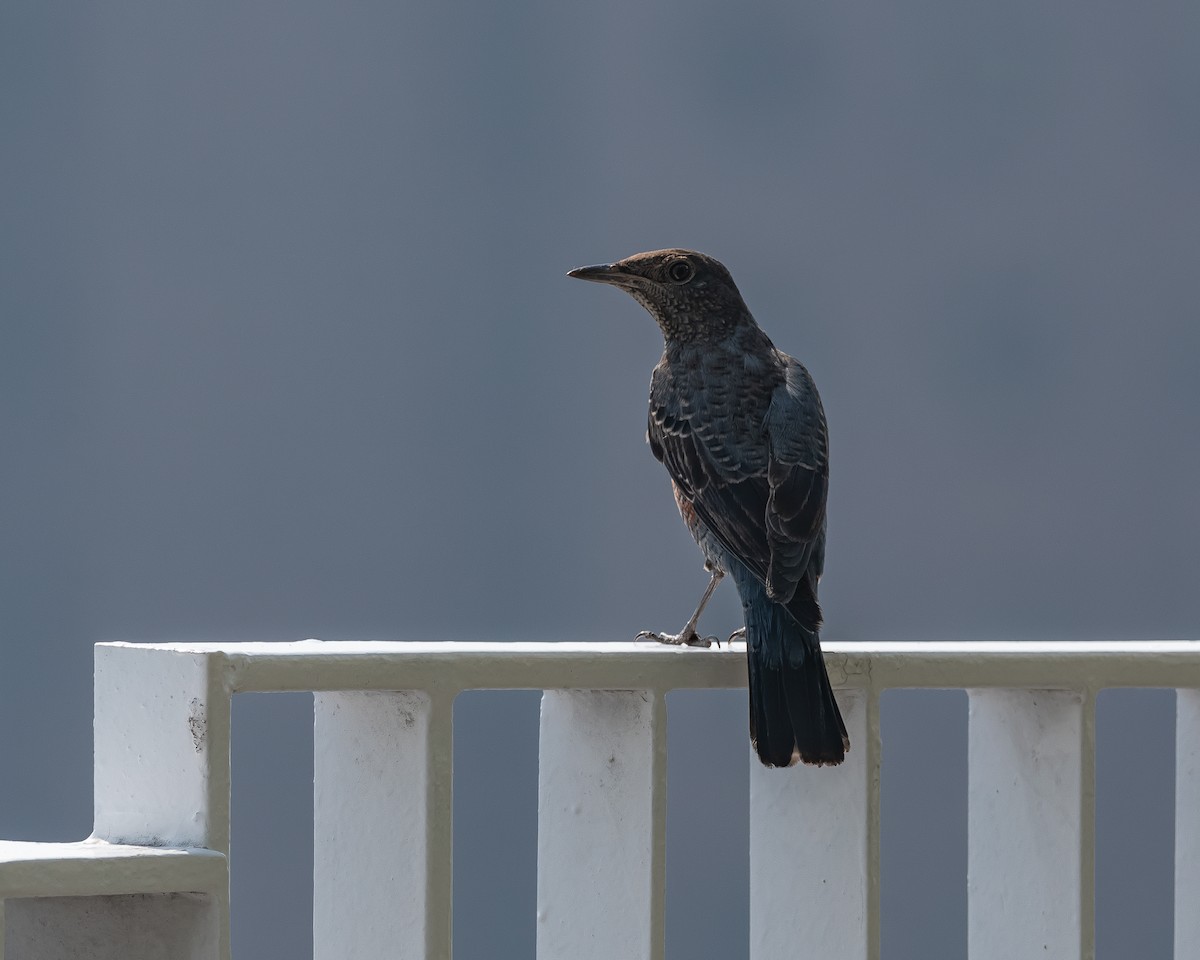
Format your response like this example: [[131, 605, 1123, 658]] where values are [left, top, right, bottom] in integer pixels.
[[3, 0, 1197, 957]]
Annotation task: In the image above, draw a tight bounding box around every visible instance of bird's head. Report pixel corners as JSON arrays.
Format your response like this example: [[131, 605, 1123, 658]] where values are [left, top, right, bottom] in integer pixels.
[[568, 249, 751, 342]]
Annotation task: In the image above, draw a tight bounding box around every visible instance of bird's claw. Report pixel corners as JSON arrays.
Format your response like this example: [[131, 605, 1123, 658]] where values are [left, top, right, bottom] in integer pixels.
[[635, 630, 716, 649], [727, 627, 747, 644]]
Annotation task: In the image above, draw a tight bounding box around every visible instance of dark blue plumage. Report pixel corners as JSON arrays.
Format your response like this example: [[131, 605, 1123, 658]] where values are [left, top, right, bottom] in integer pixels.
[[569, 249, 848, 766]]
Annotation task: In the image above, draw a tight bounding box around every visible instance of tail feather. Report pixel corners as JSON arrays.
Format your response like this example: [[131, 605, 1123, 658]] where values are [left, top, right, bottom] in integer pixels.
[[785, 642, 849, 766], [737, 568, 847, 767], [747, 652, 799, 766]]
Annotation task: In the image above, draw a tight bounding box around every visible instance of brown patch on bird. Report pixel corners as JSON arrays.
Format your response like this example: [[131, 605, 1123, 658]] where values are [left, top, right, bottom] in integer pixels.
[[673, 486, 698, 525]]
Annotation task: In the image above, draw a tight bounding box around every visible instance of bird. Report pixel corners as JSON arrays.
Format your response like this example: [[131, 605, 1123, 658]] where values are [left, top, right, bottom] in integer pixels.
[[568, 249, 848, 767]]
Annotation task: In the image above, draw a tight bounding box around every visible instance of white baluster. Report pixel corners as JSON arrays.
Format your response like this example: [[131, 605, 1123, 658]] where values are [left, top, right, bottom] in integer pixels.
[[749, 689, 874, 960], [536, 690, 665, 960], [968, 689, 1092, 959], [313, 690, 453, 960]]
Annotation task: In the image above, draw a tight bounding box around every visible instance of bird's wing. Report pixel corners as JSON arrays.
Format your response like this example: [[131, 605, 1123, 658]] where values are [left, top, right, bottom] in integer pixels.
[[648, 358, 827, 604], [761, 359, 828, 601], [648, 363, 773, 583]]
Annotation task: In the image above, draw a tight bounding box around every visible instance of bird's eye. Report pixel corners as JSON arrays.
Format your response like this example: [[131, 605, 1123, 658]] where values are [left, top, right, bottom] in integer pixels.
[[667, 260, 694, 283]]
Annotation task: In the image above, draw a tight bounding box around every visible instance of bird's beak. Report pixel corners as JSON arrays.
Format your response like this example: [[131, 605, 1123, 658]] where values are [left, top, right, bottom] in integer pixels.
[[567, 263, 628, 285]]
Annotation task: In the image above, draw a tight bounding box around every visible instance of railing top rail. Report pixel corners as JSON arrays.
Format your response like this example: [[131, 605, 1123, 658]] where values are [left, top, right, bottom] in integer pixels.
[[94, 639, 1200, 693]]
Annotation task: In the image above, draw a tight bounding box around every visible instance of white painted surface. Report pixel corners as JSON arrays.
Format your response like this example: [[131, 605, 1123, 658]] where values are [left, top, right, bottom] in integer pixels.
[[4, 640, 1197, 958], [536, 690, 665, 960], [95, 638, 1200, 693], [968, 689, 1087, 959], [313, 691, 452, 960], [93, 645, 231, 852], [749, 690, 872, 960], [1177, 689, 1200, 959], [90, 645, 232, 960], [4, 893, 218, 960], [0, 841, 225, 899]]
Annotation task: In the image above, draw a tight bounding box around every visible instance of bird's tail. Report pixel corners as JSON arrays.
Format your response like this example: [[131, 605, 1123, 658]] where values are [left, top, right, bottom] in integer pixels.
[[737, 571, 848, 767]]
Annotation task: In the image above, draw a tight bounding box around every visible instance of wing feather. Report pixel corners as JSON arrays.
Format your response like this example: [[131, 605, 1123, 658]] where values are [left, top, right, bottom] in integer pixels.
[[648, 354, 828, 605]]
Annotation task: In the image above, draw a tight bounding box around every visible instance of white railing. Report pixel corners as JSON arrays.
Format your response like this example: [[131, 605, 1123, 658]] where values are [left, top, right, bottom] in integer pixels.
[[2, 639, 1199, 959]]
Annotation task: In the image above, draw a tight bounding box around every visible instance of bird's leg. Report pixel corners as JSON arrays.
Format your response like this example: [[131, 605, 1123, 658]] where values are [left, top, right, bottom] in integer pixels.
[[636, 568, 724, 648]]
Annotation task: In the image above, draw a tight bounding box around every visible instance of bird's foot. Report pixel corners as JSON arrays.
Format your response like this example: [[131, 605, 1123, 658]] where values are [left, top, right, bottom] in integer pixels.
[[727, 627, 747, 645], [635, 629, 717, 649]]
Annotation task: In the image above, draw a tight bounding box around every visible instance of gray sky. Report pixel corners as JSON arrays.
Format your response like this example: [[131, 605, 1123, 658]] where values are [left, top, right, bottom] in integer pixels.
[[3, 0, 1197, 957]]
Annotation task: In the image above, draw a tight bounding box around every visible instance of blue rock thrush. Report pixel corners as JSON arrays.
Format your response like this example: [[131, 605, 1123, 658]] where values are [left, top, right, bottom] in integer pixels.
[[568, 249, 848, 766]]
